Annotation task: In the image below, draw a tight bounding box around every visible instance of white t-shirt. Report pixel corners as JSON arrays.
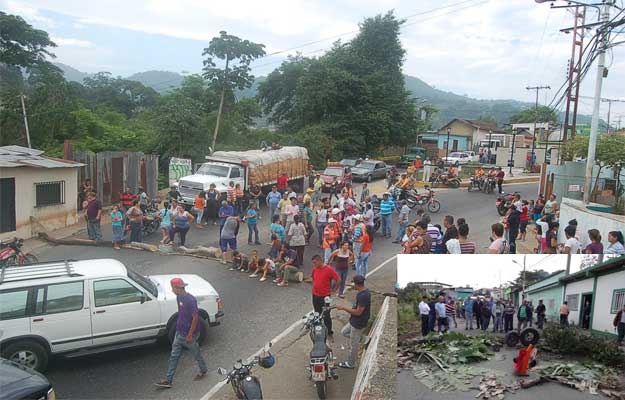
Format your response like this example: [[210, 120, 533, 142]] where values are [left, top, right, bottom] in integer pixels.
[[564, 237, 581, 254], [489, 238, 506, 253], [364, 209, 375, 227], [419, 301, 430, 315], [264, 258, 276, 272], [338, 197, 355, 211], [446, 238, 461, 254], [316, 209, 328, 223], [286, 204, 299, 222], [537, 221, 550, 239]]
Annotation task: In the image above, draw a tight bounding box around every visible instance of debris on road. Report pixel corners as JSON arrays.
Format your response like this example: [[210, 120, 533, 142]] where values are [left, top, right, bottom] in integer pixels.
[[532, 362, 625, 398], [474, 374, 520, 399]]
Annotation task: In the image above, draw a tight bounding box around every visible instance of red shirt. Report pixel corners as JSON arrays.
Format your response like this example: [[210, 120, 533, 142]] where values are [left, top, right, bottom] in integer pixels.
[[361, 234, 372, 253], [311, 265, 340, 297], [277, 175, 288, 189], [520, 206, 529, 222]]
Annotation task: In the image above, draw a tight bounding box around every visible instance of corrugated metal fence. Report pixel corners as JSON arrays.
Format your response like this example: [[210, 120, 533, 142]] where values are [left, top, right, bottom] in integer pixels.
[[70, 150, 159, 205]]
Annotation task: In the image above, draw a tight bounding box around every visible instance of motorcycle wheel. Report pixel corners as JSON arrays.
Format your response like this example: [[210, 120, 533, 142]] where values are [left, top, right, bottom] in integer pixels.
[[315, 381, 327, 400], [467, 183, 472, 192], [486, 183, 493, 194], [520, 328, 540, 346], [427, 200, 441, 213], [449, 179, 460, 189], [21, 254, 38, 265], [497, 204, 507, 217]]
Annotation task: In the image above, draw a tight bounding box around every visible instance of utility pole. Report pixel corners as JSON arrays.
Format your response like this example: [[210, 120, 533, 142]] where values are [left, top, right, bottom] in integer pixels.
[[526, 85, 551, 170], [19, 94, 32, 148], [601, 98, 625, 134], [584, 1, 612, 204], [562, 5, 586, 145]]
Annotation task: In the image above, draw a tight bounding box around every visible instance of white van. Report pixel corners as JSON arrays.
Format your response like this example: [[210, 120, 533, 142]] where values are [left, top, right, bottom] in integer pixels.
[[0, 259, 223, 372]]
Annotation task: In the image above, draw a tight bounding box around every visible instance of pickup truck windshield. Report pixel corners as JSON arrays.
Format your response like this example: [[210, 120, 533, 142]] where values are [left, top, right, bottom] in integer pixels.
[[127, 268, 158, 297], [323, 168, 343, 177], [196, 164, 229, 177]]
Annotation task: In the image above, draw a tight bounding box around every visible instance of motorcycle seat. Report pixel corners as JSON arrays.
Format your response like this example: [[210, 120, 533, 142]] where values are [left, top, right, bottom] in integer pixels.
[[310, 340, 328, 359]]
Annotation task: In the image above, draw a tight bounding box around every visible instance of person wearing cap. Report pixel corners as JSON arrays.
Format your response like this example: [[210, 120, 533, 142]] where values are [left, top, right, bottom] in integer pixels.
[[336, 274, 370, 369], [322, 217, 340, 263], [266, 185, 282, 219], [393, 200, 410, 244], [285, 196, 300, 233], [351, 214, 367, 265], [379, 192, 394, 239], [156, 278, 208, 388], [304, 187, 314, 204]]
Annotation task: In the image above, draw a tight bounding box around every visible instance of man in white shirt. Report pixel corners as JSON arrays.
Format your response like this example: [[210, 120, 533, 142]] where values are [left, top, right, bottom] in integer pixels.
[[285, 197, 299, 232], [418, 296, 431, 336], [423, 159, 432, 183], [338, 192, 355, 211]]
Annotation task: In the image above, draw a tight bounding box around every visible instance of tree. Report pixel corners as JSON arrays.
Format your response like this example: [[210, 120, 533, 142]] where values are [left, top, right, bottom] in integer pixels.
[[202, 31, 265, 150], [477, 115, 497, 125], [509, 106, 558, 124], [0, 12, 58, 70]]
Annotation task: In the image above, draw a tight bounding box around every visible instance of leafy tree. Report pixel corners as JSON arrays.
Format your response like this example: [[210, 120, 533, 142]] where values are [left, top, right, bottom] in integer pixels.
[[0, 12, 58, 70], [507, 269, 551, 290], [82, 72, 160, 117], [202, 31, 265, 150], [509, 106, 558, 124]]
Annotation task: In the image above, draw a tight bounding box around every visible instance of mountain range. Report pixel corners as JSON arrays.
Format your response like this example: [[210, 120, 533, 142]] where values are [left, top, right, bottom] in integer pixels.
[[54, 62, 591, 129]]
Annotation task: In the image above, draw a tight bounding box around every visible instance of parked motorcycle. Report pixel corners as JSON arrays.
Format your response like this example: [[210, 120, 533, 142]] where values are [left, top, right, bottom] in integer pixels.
[[406, 186, 441, 213], [217, 343, 275, 400], [467, 175, 483, 192], [0, 237, 39, 266], [142, 212, 162, 236], [495, 192, 519, 216], [430, 170, 461, 188], [302, 297, 337, 400], [484, 176, 497, 194]]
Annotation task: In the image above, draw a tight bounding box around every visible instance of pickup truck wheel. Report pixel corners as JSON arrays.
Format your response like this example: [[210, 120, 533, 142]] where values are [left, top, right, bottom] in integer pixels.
[[2, 340, 49, 372], [168, 317, 209, 346], [367, 175, 372, 182]]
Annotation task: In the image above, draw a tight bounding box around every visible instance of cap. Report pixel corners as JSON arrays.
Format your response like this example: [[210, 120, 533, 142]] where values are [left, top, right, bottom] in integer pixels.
[[306, 188, 314, 193], [170, 277, 187, 288], [352, 275, 366, 285], [289, 194, 297, 199], [354, 214, 363, 221], [331, 208, 340, 214], [328, 217, 336, 223], [383, 191, 390, 196]]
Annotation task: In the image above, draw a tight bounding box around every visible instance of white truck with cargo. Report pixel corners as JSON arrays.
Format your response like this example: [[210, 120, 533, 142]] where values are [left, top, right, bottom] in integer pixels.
[[177, 146, 310, 207]]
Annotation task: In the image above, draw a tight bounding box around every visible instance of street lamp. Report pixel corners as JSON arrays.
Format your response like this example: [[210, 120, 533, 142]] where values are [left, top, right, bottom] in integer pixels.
[[446, 128, 451, 161], [509, 129, 517, 176], [512, 257, 527, 297], [488, 129, 493, 164]]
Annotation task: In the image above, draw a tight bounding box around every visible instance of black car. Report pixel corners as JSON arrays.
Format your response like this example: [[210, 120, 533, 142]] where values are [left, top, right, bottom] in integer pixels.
[[0, 358, 55, 400]]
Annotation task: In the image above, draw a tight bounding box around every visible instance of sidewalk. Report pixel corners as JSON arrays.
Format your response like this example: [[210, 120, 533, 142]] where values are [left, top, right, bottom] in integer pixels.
[[211, 291, 387, 400]]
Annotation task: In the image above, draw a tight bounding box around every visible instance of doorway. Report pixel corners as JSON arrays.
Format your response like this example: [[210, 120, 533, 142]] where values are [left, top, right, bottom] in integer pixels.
[[580, 293, 593, 329], [0, 178, 16, 233]]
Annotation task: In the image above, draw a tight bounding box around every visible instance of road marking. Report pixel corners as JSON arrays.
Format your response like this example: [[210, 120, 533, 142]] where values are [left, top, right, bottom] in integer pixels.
[[201, 254, 397, 399]]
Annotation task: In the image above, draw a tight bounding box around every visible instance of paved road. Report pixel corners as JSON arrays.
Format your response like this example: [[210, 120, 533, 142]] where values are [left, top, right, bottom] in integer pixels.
[[419, 182, 539, 252], [34, 197, 397, 399]]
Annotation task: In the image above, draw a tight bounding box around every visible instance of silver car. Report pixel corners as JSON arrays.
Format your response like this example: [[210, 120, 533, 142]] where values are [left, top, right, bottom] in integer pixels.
[[351, 160, 389, 182]]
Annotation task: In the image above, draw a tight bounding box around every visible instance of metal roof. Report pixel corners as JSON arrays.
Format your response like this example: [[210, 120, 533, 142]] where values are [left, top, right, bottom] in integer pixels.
[[0, 145, 84, 168]]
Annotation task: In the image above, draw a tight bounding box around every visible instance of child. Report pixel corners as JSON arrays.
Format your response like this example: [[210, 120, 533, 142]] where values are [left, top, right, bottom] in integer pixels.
[[231, 251, 249, 272], [110, 204, 124, 250], [248, 250, 259, 273], [269, 233, 281, 259], [159, 201, 172, 244]]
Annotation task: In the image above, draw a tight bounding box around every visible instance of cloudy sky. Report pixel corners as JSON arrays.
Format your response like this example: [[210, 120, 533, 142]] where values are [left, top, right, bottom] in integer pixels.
[[3, 0, 625, 120], [396, 254, 598, 289]]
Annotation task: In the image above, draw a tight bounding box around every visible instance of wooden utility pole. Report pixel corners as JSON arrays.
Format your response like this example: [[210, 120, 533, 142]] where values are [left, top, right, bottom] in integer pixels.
[[20, 94, 32, 148], [211, 57, 229, 152]]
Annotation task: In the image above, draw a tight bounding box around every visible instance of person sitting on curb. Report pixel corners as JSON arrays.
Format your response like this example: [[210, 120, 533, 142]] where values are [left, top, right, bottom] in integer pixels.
[[273, 244, 298, 287], [250, 257, 275, 282], [230, 251, 249, 272], [336, 275, 371, 369]]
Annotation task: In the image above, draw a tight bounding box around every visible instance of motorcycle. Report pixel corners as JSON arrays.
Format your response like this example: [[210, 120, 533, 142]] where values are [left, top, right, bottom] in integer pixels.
[[302, 297, 337, 400], [467, 175, 483, 192], [430, 170, 461, 188], [495, 192, 519, 216], [217, 343, 275, 400], [0, 237, 39, 267], [142, 211, 162, 237], [406, 186, 441, 213], [484, 176, 497, 194]]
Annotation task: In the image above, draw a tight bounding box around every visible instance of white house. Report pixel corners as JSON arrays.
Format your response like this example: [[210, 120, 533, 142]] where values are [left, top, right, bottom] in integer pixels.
[[560, 255, 625, 337], [0, 145, 83, 241]]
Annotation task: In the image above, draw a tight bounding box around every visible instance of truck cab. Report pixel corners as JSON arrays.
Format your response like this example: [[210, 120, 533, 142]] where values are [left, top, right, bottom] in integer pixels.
[[178, 162, 244, 206], [400, 147, 427, 165]]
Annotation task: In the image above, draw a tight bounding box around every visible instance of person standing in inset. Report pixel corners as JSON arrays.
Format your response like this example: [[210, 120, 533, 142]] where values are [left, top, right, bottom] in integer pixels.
[[614, 303, 625, 344], [536, 299, 546, 329], [418, 296, 431, 336], [337, 275, 371, 369], [559, 301, 570, 327], [496, 167, 505, 194], [155, 278, 207, 389], [84, 192, 103, 241]]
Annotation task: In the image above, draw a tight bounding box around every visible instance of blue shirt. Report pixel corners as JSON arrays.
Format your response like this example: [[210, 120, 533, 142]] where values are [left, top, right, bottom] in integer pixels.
[[110, 211, 123, 227], [176, 293, 200, 336], [270, 223, 286, 242], [246, 208, 257, 225], [160, 208, 171, 226], [380, 199, 394, 215], [435, 302, 446, 318], [219, 205, 234, 225], [175, 213, 189, 229], [267, 191, 282, 208]]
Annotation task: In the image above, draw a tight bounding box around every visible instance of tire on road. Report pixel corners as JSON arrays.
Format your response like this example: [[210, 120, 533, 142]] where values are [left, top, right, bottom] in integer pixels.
[[427, 200, 441, 213], [520, 328, 540, 346], [505, 331, 520, 347], [2, 340, 49, 372], [168, 316, 209, 346], [316, 381, 327, 400]]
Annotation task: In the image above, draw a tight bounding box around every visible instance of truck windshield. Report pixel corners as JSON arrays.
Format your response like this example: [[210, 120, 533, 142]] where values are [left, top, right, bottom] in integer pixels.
[[196, 164, 229, 177], [127, 268, 158, 297], [323, 168, 343, 177]]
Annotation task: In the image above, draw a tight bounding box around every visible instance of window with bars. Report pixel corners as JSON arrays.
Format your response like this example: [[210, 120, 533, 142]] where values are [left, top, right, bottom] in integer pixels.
[[612, 289, 625, 314], [566, 294, 579, 311], [35, 181, 65, 207]]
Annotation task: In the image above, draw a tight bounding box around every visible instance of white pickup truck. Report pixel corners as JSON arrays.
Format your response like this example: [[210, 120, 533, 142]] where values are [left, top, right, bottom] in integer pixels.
[[177, 146, 309, 207], [0, 259, 223, 372]]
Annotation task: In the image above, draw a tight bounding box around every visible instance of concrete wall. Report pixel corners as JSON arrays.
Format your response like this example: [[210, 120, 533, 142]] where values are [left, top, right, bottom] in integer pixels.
[[525, 285, 564, 322], [558, 199, 625, 247], [564, 278, 594, 326], [593, 269, 625, 335], [0, 167, 79, 241], [545, 161, 616, 202]]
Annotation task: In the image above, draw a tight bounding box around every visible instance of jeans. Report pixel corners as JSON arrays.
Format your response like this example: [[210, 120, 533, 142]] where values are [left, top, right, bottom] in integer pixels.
[[560, 314, 569, 327], [282, 265, 299, 282], [165, 332, 207, 384], [87, 219, 103, 241], [269, 206, 278, 218], [341, 323, 364, 365], [618, 322, 625, 344], [317, 222, 327, 246], [428, 314, 436, 333], [381, 214, 392, 238], [448, 315, 457, 329], [193, 208, 204, 224], [493, 314, 503, 332], [504, 314, 514, 332], [465, 312, 473, 329], [518, 318, 528, 331], [247, 223, 260, 244], [313, 295, 333, 334], [353, 241, 362, 261], [130, 221, 142, 243], [356, 251, 370, 276], [421, 315, 430, 336], [171, 226, 190, 246], [396, 221, 407, 242], [527, 315, 533, 327], [481, 315, 490, 330], [537, 314, 545, 329], [337, 269, 348, 296], [323, 243, 337, 264]]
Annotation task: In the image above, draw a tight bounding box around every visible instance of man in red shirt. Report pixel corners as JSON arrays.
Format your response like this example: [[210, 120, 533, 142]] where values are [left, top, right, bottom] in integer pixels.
[[311, 254, 340, 335], [277, 172, 289, 194], [496, 167, 505, 194]]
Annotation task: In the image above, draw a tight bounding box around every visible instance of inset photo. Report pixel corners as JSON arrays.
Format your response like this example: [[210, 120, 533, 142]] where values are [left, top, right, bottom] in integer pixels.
[[397, 254, 625, 400]]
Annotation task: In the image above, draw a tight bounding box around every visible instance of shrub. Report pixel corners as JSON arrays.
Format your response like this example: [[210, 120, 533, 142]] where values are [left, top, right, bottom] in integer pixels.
[[542, 325, 625, 368]]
